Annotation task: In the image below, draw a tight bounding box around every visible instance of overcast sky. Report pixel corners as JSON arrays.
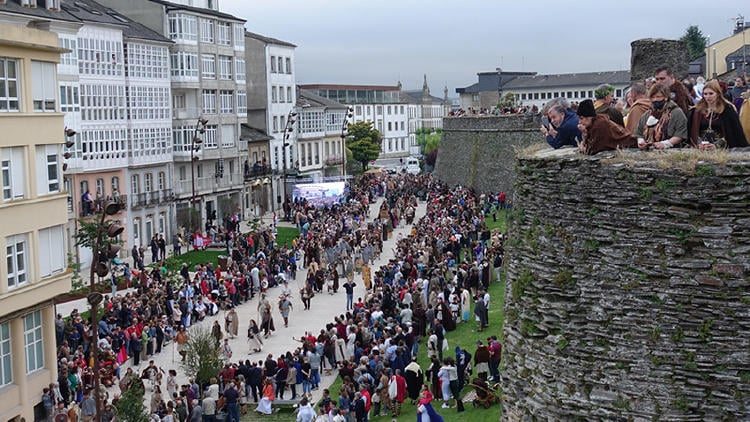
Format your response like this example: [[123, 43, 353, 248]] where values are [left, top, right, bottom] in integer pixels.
[[221, 0, 747, 96]]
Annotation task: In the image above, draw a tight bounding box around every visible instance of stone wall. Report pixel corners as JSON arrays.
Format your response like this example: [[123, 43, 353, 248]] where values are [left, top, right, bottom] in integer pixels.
[[434, 115, 541, 195], [502, 147, 750, 420], [631, 38, 690, 82]]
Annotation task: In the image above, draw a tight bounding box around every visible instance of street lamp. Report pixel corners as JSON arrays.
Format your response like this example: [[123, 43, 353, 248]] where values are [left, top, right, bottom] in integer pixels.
[[87, 201, 123, 421], [281, 109, 297, 217], [189, 118, 208, 231], [339, 106, 354, 178]]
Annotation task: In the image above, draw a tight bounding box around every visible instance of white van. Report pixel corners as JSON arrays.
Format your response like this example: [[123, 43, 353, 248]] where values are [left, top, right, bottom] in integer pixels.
[[404, 157, 420, 175]]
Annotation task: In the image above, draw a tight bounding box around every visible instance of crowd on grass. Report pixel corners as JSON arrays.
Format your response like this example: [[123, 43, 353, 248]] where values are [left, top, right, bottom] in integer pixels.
[[43, 171, 507, 422]]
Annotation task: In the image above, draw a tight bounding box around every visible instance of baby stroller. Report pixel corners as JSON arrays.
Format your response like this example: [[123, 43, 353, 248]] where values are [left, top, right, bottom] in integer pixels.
[[470, 377, 500, 409]]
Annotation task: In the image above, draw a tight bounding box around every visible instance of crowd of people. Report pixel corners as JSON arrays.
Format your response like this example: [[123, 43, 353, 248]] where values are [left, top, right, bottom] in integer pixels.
[[45, 170, 507, 422], [541, 68, 750, 155]]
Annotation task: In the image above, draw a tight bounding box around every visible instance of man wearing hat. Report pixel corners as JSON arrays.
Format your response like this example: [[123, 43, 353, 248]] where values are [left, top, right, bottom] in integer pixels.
[[576, 99, 636, 155]]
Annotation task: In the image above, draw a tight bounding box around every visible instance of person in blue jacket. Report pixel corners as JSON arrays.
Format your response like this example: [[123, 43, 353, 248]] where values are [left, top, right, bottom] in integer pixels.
[[540, 99, 581, 149]]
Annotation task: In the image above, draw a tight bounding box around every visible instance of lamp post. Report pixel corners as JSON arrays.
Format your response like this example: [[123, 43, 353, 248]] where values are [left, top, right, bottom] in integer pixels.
[[339, 106, 354, 178], [189, 118, 208, 232], [86, 202, 123, 421], [281, 109, 297, 215]]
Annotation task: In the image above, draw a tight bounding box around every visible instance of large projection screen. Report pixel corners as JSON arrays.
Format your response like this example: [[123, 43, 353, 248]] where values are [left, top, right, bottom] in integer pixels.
[[292, 182, 346, 207]]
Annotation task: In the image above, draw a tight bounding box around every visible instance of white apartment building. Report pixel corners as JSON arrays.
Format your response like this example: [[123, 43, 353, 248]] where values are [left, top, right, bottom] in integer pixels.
[[99, 0, 249, 231], [299, 84, 411, 158], [501, 70, 631, 109], [401, 75, 450, 153], [245, 31, 296, 208], [0, 0, 175, 267], [296, 89, 348, 181]]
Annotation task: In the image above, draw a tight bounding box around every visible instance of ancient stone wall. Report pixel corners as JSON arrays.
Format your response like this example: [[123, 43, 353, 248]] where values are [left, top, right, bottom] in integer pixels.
[[631, 38, 690, 82], [502, 147, 750, 420], [434, 115, 541, 195]]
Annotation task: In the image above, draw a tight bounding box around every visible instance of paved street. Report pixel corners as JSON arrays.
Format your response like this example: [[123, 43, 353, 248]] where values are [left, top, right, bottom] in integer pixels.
[[56, 195, 427, 411]]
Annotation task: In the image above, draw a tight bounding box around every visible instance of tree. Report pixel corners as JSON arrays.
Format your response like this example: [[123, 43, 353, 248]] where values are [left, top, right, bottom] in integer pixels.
[[345, 121, 382, 171], [180, 326, 223, 388], [498, 92, 519, 109], [115, 382, 149, 422], [680, 25, 708, 61]]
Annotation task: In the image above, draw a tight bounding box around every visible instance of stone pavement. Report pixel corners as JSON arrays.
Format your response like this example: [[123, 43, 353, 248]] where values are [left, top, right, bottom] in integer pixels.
[[55, 196, 427, 411]]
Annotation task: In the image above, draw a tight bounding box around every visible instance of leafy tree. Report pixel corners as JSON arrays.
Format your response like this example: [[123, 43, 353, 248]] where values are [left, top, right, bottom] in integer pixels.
[[345, 121, 382, 171], [180, 326, 223, 388], [680, 25, 708, 61], [498, 92, 519, 109], [416, 128, 442, 154], [115, 382, 149, 422]]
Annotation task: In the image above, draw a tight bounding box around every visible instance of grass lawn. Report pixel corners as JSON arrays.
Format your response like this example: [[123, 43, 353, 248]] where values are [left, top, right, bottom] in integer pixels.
[[277, 227, 300, 248], [485, 208, 509, 233], [168, 249, 224, 271], [318, 279, 505, 422]]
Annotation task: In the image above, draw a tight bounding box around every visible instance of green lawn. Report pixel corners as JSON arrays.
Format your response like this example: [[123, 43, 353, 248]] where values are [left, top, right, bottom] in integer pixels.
[[318, 279, 505, 422], [166, 249, 224, 272], [276, 227, 299, 248], [486, 208, 509, 233]]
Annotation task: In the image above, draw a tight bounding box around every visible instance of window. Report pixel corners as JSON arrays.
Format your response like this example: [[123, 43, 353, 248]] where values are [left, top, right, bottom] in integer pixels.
[[272, 116, 278, 133], [271, 86, 277, 103], [287, 87, 292, 103], [2, 147, 24, 200], [168, 13, 197, 41], [217, 22, 231, 45], [201, 54, 215, 79], [387, 106, 392, 115], [202, 89, 217, 114], [179, 166, 186, 180], [173, 93, 185, 109], [400, 121, 404, 131], [277, 57, 283, 74], [521, 93, 527, 100], [59, 84, 80, 112], [236, 90, 247, 113], [36, 145, 60, 194], [111, 176, 120, 193], [279, 86, 285, 103], [170, 52, 198, 78], [200, 18, 214, 43], [144, 173, 152, 192], [285, 57, 291, 74], [39, 225, 65, 277], [0, 322, 10, 386], [0, 58, 19, 111], [133, 218, 140, 241], [59, 37, 78, 67], [24, 311, 44, 373], [388, 122, 392, 131], [6, 234, 28, 288], [233, 24, 244, 49], [95, 178, 104, 197], [219, 90, 233, 113], [202, 125, 217, 148], [234, 58, 245, 82], [220, 124, 235, 148], [157, 172, 165, 190], [218, 55, 232, 80], [376, 105, 382, 115], [270, 56, 276, 73], [131, 174, 139, 195]]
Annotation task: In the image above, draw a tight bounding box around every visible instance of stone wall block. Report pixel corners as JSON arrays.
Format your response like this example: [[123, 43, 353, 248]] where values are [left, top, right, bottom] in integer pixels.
[[502, 149, 750, 420]]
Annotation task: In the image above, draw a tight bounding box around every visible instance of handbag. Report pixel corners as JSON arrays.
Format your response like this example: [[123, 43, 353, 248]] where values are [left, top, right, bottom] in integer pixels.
[[700, 111, 727, 148]]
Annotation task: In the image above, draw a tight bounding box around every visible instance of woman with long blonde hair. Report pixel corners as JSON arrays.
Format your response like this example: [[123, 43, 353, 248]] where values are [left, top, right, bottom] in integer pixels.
[[688, 79, 748, 149]]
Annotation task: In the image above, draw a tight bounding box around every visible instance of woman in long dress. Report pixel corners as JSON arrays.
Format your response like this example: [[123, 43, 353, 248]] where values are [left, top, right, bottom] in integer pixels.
[[225, 307, 239, 339], [247, 319, 263, 353], [260, 301, 275, 338], [416, 385, 444, 422], [255, 378, 274, 414]]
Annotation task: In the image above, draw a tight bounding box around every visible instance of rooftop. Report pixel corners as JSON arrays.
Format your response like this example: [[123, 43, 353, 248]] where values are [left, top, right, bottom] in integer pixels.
[[297, 89, 348, 109], [244, 30, 296, 48], [502, 70, 631, 90], [299, 84, 401, 92]]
